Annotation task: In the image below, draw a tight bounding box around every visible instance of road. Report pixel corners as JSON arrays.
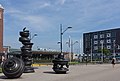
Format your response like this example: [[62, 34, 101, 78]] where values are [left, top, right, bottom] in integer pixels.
[[0, 64, 120, 81]]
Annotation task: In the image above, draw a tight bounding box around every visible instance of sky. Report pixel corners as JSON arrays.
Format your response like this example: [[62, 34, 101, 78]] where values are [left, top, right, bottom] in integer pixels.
[[1, 0, 120, 54]]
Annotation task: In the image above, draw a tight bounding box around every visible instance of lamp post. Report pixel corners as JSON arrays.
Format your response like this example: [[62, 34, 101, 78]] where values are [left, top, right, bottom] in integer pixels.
[[60, 24, 72, 58], [71, 40, 78, 61], [113, 40, 116, 58], [91, 39, 92, 63], [84, 54, 87, 65], [101, 40, 104, 63], [66, 36, 71, 62], [66, 38, 78, 62]]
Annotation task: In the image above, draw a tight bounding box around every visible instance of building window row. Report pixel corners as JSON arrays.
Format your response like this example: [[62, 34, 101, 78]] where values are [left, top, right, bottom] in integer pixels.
[[94, 33, 111, 39], [93, 39, 112, 44], [93, 45, 111, 50], [93, 44, 120, 50]]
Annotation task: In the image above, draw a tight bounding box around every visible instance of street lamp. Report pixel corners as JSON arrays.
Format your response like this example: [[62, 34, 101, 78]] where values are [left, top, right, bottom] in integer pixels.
[[52, 24, 72, 74], [66, 38, 78, 62], [60, 24, 72, 58], [113, 40, 116, 58], [84, 54, 87, 65], [30, 33, 37, 40], [71, 40, 78, 61], [91, 39, 92, 63], [71, 40, 79, 54], [101, 40, 104, 63]]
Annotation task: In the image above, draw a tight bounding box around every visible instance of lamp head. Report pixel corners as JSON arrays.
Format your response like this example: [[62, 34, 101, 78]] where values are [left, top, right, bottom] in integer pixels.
[[34, 33, 37, 36], [75, 41, 78, 43], [68, 27, 72, 29]]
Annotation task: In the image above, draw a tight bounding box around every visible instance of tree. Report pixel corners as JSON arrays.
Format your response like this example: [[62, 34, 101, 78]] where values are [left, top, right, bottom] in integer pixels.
[[98, 48, 111, 62]]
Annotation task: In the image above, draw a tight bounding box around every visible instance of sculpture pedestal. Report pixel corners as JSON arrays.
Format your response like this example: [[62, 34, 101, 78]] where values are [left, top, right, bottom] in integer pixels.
[[24, 66, 35, 73]]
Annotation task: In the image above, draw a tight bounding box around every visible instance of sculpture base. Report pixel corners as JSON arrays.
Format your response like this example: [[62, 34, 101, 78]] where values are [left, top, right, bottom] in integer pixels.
[[24, 66, 35, 73], [53, 67, 68, 74]]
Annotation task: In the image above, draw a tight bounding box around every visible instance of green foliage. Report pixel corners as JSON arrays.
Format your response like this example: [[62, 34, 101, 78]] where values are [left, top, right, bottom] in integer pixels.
[[98, 48, 111, 56], [33, 59, 52, 63], [103, 48, 110, 56], [69, 62, 80, 65]]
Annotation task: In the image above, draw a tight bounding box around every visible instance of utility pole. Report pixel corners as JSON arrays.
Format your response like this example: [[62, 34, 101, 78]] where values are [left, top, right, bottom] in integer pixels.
[[59, 24, 72, 57], [101, 41, 103, 63], [113, 40, 116, 58], [91, 39, 92, 63], [68, 36, 71, 62]]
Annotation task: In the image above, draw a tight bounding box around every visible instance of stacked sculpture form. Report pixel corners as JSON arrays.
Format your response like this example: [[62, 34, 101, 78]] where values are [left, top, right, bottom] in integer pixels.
[[1, 28, 35, 79], [2, 57, 24, 78], [52, 54, 69, 73], [1, 26, 70, 79], [1, 28, 35, 78], [19, 27, 35, 73]]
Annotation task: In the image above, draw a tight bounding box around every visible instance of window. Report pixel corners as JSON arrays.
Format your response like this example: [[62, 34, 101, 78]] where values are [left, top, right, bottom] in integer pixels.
[[94, 35, 98, 39], [94, 46, 98, 50], [100, 34, 104, 38], [117, 45, 120, 49], [94, 41, 98, 44], [107, 33, 111, 37], [100, 40, 104, 44], [107, 45, 111, 49], [107, 39, 111, 43]]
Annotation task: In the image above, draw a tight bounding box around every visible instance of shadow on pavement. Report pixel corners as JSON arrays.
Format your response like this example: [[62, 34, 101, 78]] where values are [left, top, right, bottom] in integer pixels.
[[0, 75, 23, 80], [43, 71, 69, 74], [43, 71, 56, 74], [0, 75, 7, 79], [33, 67, 39, 69]]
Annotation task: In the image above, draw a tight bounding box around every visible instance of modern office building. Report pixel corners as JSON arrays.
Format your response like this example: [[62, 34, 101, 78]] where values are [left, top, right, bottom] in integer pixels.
[[83, 28, 120, 61]]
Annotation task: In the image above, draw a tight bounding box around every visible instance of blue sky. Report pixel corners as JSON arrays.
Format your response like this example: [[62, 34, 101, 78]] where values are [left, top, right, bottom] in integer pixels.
[[1, 0, 120, 53]]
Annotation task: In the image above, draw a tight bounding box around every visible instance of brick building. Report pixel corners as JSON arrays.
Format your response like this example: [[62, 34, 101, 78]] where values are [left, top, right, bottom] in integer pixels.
[[0, 4, 4, 53], [0, 4, 7, 62]]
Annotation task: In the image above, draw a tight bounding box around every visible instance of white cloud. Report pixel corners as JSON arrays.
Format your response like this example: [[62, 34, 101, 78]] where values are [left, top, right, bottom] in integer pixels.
[[60, 0, 66, 5], [5, 8, 22, 14], [5, 5, 53, 32], [34, 2, 51, 9], [55, 0, 66, 5], [14, 14, 53, 32], [41, 3, 50, 8]]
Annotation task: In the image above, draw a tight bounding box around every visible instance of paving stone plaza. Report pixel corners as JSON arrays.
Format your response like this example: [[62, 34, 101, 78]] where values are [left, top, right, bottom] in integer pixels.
[[0, 64, 120, 81]]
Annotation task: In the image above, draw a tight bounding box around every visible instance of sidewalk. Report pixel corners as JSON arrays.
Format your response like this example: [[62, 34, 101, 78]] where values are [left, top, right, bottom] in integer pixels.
[[0, 64, 120, 81]]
